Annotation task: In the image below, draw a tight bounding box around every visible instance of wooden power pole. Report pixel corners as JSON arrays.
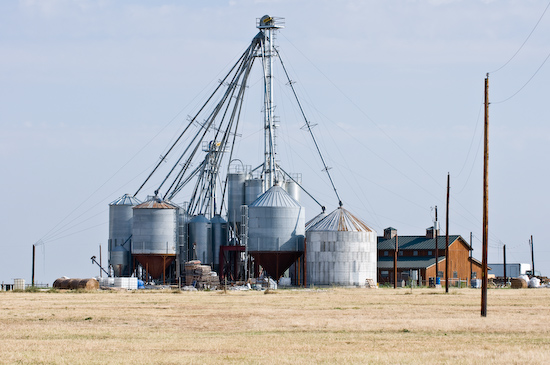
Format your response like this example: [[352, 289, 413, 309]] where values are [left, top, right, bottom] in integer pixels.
[[435, 206, 439, 284], [32, 244, 36, 287], [470, 232, 473, 286], [481, 73, 489, 317], [503, 244, 507, 283], [445, 173, 450, 293], [530, 235, 535, 276], [394, 235, 399, 289]]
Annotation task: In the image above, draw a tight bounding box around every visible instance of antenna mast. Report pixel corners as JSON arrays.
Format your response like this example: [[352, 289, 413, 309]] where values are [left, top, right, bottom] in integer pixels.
[[257, 15, 284, 191]]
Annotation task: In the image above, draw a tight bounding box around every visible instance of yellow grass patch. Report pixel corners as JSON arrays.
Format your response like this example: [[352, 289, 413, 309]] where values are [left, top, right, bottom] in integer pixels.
[[1, 288, 549, 364]]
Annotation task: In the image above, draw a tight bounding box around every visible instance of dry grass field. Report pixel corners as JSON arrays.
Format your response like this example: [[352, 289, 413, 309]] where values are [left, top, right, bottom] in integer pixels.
[[1, 287, 549, 364]]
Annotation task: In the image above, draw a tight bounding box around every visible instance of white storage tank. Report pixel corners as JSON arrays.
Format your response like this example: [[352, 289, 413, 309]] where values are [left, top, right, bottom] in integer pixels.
[[306, 207, 377, 286], [14, 278, 25, 290]]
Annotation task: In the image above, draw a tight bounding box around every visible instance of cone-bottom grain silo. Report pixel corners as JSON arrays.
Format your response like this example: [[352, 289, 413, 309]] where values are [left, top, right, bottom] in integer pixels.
[[247, 185, 305, 280], [306, 207, 377, 286], [132, 197, 178, 280]]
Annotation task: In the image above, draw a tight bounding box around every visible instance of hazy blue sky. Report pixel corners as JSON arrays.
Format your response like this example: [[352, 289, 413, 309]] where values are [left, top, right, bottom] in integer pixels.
[[1, 0, 549, 284]]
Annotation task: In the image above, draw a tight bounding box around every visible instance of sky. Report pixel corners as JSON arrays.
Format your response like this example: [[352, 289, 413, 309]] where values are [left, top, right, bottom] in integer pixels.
[[1, 0, 549, 285]]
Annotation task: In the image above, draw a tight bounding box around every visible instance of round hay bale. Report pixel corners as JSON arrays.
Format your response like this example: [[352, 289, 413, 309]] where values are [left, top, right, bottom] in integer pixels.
[[78, 278, 99, 290], [68, 278, 81, 289], [53, 278, 71, 289], [510, 277, 528, 289]]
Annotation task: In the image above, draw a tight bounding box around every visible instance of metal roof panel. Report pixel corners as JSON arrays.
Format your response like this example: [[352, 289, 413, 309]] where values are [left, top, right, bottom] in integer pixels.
[[109, 193, 141, 206], [250, 185, 301, 208], [308, 207, 373, 232]]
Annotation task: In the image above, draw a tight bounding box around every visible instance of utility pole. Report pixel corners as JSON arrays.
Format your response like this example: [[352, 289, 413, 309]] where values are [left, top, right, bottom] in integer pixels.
[[445, 173, 450, 293], [481, 73, 489, 317], [530, 235, 535, 277], [470, 232, 473, 286], [32, 244, 36, 287], [503, 244, 507, 284], [99, 244, 103, 278], [435, 206, 439, 284], [394, 234, 399, 289]]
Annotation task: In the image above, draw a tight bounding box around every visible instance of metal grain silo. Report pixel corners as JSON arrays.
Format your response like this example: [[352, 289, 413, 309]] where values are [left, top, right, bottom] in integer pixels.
[[108, 194, 141, 276], [245, 178, 264, 205], [110, 245, 130, 277], [132, 197, 178, 279], [228, 172, 246, 224], [248, 185, 305, 279], [284, 180, 300, 203], [188, 215, 212, 265], [306, 207, 377, 286], [211, 215, 228, 270]]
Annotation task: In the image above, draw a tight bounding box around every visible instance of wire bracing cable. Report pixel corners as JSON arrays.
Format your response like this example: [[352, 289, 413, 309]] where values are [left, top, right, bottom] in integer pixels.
[[275, 48, 343, 207]]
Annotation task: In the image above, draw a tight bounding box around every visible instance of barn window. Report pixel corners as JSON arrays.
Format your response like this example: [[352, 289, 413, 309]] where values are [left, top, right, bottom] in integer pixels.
[[383, 251, 389, 256], [428, 250, 432, 256], [413, 251, 418, 256]]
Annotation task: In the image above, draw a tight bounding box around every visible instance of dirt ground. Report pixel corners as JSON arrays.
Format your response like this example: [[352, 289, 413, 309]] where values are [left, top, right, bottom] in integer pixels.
[[1, 287, 549, 364]]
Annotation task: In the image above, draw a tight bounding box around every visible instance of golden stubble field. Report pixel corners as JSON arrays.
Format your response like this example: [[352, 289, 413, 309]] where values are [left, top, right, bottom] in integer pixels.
[[1, 287, 549, 364]]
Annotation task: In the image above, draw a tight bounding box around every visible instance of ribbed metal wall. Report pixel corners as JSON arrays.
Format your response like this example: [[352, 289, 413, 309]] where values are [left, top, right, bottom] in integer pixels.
[[132, 201, 177, 255], [110, 245, 130, 277], [244, 178, 264, 205], [188, 215, 212, 265], [248, 186, 305, 252], [178, 207, 190, 265], [284, 180, 300, 203], [228, 173, 246, 224], [211, 215, 228, 269], [306, 207, 377, 286], [109, 194, 140, 248], [108, 194, 141, 276]]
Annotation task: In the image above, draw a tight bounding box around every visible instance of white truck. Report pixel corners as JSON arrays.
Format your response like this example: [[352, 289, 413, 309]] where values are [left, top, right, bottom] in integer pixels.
[[488, 263, 530, 278]]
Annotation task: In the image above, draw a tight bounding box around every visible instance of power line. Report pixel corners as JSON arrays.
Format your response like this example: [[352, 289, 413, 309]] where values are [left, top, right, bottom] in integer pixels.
[[492, 49, 550, 104], [281, 34, 446, 191], [490, 0, 550, 74]]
